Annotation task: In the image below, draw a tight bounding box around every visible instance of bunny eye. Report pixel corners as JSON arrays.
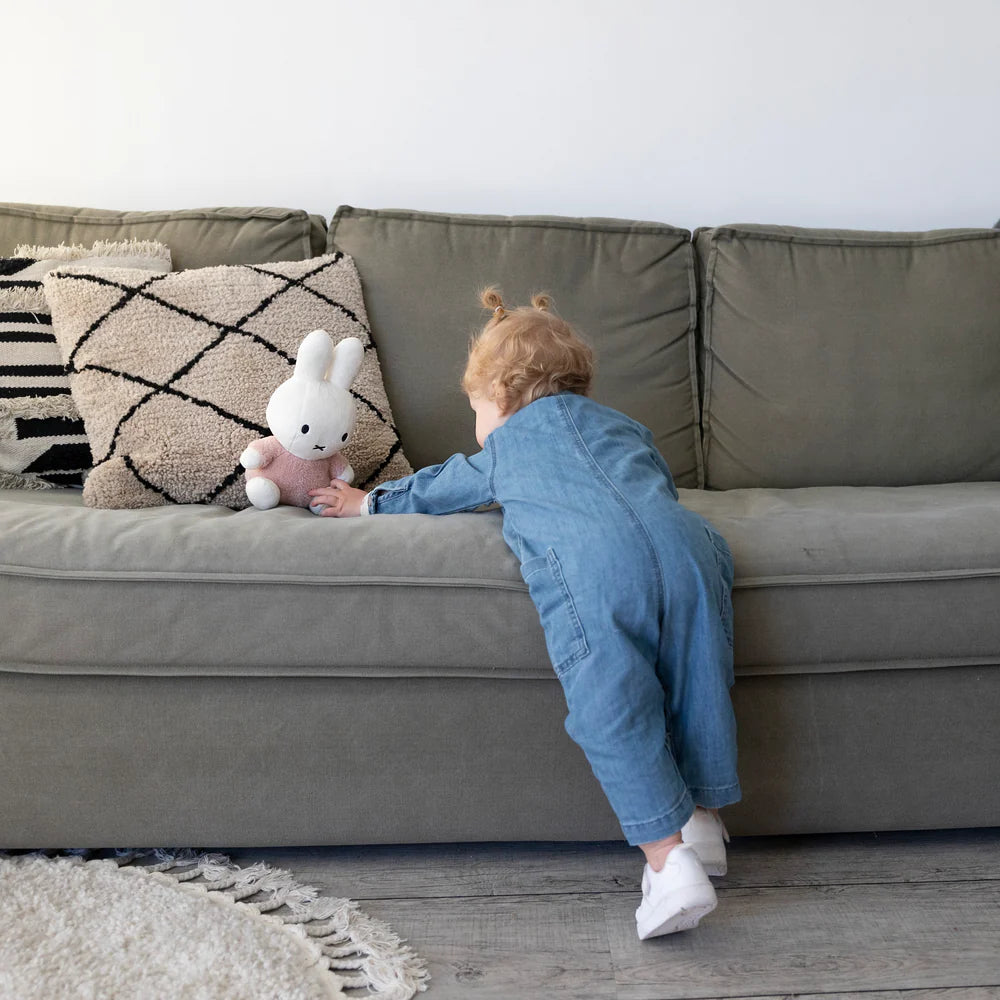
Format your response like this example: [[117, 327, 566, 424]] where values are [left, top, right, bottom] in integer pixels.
[[341, 433, 349, 442], [301, 424, 310, 434]]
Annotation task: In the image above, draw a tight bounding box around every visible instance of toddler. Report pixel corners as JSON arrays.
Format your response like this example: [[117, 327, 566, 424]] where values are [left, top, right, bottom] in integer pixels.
[[309, 289, 740, 939]]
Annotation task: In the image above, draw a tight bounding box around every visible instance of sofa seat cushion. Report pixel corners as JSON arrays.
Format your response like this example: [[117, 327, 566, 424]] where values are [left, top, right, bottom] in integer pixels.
[[3, 483, 998, 681], [681, 482, 1000, 675], [0, 487, 544, 678]]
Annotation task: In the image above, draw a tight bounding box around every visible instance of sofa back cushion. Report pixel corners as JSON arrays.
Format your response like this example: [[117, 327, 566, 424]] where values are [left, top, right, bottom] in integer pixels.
[[0, 202, 327, 269], [696, 224, 1000, 488], [329, 207, 702, 487]]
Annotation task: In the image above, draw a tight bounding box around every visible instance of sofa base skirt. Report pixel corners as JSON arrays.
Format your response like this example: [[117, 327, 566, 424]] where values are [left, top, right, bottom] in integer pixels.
[[1, 665, 997, 848]]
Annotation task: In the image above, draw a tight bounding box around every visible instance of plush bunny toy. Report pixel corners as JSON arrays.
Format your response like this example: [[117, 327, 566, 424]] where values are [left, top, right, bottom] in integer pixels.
[[240, 329, 364, 514]]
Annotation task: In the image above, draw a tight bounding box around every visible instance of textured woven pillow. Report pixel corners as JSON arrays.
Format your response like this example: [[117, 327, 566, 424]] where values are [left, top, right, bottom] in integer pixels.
[[0, 241, 171, 489], [43, 253, 411, 509]]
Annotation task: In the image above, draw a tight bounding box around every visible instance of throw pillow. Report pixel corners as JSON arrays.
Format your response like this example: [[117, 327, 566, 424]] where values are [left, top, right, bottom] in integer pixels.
[[0, 241, 171, 488], [43, 253, 412, 509]]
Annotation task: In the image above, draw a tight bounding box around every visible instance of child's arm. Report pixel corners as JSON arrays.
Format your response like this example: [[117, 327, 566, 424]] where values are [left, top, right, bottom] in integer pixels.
[[309, 447, 496, 518]]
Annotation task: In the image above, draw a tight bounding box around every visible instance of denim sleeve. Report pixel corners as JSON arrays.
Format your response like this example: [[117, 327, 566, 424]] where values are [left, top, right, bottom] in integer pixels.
[[368, 446, 496, 515]]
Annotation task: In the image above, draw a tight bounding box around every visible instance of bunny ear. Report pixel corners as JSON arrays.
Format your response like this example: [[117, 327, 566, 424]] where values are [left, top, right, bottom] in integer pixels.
[[293, 329, 335, 382], [328, 336, 364, 390]]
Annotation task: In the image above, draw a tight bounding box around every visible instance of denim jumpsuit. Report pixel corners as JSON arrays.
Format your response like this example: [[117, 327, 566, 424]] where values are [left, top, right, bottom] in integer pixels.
[[368, 392, 740, 845]]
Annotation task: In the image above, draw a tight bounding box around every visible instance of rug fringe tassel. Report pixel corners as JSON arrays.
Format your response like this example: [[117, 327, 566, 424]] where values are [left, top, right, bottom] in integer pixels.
[[0, 285, 48, 312], [14, 239, 171, 264], [97, 847, 430, 997]]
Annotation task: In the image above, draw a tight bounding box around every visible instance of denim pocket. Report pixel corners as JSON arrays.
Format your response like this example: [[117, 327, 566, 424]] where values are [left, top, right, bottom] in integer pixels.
[[521, 549, 590, 678], [704, 525, 735, 650]]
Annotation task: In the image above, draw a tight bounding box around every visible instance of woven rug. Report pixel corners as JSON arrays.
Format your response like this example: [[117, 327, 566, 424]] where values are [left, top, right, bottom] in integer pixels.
[[0, 849, 429, 1000]]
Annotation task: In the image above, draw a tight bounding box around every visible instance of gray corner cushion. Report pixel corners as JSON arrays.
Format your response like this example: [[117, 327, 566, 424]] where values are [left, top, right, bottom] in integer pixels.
[[0, 203, 327, 269], [329, 207, 703, 487], [696, 225, 1000, 489]]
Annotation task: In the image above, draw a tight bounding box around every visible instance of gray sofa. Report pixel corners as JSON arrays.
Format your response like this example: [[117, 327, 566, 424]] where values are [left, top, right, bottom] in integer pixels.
[[1, 202, 998, 848]]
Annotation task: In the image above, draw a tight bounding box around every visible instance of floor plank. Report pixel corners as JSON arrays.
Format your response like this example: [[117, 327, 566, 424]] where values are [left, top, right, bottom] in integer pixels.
[[222, 831, 1000, 1000], [714, 828, 1000, 890], [359, 893, 617, 1000], [607, 880, 1000, 1000], [725, 990, 1000, 1000], [227, 841, 635, 900], [228, 827, 1000, 901]]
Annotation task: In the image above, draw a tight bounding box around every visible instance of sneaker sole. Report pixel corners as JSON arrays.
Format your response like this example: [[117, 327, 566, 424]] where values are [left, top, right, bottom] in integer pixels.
[[637, 897, 718, 939]]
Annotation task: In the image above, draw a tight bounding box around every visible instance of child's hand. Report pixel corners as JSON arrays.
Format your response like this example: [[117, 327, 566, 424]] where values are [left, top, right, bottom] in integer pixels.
[[308, 480, 367, 517]]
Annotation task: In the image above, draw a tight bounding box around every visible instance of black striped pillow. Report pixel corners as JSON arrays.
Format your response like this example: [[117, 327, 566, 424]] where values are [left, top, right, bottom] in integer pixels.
[[0, 259, 70, 400], [0, 242, 170, 489], [0, 258, 89, 486]]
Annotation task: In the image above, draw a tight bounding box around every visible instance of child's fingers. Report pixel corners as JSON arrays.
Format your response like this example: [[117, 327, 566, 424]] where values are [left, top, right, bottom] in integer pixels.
[[310, 481, 363, 518], [313, 492, 343, 515]]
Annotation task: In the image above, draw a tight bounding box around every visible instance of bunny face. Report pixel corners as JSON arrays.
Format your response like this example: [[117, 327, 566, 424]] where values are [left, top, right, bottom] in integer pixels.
[[265, 330, 364, 461]]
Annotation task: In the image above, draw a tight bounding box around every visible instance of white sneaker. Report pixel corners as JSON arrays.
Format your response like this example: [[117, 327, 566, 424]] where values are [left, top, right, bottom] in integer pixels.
[[681, 808, 730, 876], [635, 844, 718, 939]]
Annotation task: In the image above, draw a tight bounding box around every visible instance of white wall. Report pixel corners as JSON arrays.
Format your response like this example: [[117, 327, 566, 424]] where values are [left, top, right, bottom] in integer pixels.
[[4, 0, 998, 231]]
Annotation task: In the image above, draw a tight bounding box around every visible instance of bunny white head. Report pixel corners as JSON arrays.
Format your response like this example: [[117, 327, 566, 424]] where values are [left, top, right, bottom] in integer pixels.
[[265, 329, 364, 461]]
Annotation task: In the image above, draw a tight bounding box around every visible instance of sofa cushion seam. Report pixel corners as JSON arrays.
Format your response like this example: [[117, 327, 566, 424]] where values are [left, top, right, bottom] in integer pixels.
[[0, 565, 530, 589], [330, 206, 690, 237]]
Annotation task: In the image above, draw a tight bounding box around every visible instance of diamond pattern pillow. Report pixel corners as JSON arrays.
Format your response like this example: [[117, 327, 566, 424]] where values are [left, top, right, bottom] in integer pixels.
[[0, 241, 171, 489], [43, 253, 411, 509]]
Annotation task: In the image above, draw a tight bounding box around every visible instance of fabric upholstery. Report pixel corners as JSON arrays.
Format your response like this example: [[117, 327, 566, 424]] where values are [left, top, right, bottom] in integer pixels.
[[42, 254, 410, 509], [0, 671, 622, 848], [3, 482, 997, 678], [681, 483, 1000, 673], [328, 207, 703, 487], [695, 224, 1000, 488], [2, 207, 998, 847], [2, 659, 997, 847], [0, 202, 327, 269]]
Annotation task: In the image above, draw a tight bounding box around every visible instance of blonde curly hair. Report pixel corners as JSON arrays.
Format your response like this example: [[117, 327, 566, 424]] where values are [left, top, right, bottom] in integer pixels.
[[461, 287, 595, 413]]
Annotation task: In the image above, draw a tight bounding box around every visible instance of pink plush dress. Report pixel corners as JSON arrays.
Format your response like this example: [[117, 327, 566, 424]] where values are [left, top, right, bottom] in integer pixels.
[[244, 437, 350, 508]]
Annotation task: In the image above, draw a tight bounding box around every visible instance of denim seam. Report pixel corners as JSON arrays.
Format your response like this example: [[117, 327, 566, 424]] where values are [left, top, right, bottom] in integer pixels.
[[704, 526, 735, 648], [545, 549, 590, 675], [557, 396, 665, 615], [486, 435, 497, 498]]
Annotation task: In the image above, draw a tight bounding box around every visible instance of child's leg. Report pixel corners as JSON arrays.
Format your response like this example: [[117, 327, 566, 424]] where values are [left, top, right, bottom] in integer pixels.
[[557, 627, 697, 847], [639, 832, 683, 871], [544, 540, 727, 939], [652, 512, 741, 811]]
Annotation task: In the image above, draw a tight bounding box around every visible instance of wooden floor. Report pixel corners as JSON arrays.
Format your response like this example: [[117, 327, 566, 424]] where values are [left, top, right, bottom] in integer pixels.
[[228, 828, 1000, 1000]]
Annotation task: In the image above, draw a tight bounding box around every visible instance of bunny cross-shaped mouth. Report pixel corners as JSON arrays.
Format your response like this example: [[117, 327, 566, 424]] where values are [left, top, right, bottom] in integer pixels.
[[312, 444, 326, 452]]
